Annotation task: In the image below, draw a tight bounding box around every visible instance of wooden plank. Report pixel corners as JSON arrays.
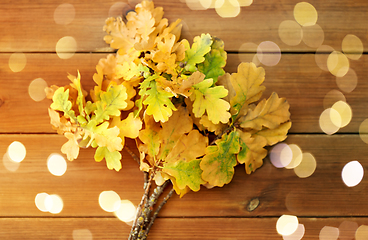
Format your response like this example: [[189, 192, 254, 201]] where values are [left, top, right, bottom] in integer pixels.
[[0, 0, 367, 52], [0, 134, 367, 217], [0, 217, 367, 239], [0, 53, 366, 133]]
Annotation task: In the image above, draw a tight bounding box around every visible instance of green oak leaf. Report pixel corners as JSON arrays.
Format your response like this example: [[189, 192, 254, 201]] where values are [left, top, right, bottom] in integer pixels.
[[182, 33, 213, 72], [190, 78, 231, 124], [95, 146, 122, 171], [50, 87, 77, 122], [143, 80, 177, 122], [163, 159, 205, 192], [197, 37, 226, 83], [94, 84, 128, 124], [200, 130, 240, 187]]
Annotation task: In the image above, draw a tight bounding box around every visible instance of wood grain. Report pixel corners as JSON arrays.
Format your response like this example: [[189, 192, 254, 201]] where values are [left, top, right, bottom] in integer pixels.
[[0, 0, 367, 52], [0, 217, 367, 239], [1, 0, 367, 238], [0, 134, 367, 218], [0, 53, 366, 133]]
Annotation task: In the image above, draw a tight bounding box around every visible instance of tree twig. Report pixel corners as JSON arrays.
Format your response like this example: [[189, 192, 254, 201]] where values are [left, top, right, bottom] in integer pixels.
[[142, 187, 175, 240], [124, 145, 140, 165], [128, 171, 154, 240]]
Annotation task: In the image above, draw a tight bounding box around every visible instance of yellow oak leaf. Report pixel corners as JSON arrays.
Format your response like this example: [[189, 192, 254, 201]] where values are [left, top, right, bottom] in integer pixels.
[[138, 114, 161, 158], [61, 131, 82, 161], [111, 112, 143, 140], [239, 92, 290, 131], [158, 106, 193, 160], [190, 78, 231, 124], [230, 62, 266, 116], [255, 121, 292, 146], [216, 73, 235, 106], [126, 8, 155, 42], [164, 130, 208, 164], [103, 17, 136, 55], [237, 131, 267, 174], [200, 130, 240, 187], [48, 108, 77, 134], [93, 122, 123, 153]]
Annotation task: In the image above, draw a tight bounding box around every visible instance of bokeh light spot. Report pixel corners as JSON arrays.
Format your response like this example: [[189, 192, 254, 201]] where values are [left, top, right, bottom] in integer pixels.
[[276, 215, 299, 236], [114, 200, 136, 223], [270, 143, 293, 168], [238, 0, 253, 6], [3, 153, 20, 172], [45, 194, 64, 214], [215, 0, 241, 18], [342, 34, 363, 60], [327, 51, 350, 77], [54, 3, 75, 25], [285, 144, 303, 169], [108, 2, 130, 17], [294, 153, 316, 178], [47, 153, 67, 176], [73, 229, 93, 240], [339, 221, 359, 240], [35, 193, 50, 212], [319, 108, 341, 135], [315, 45, 334, 71], [56, 36, 77, 59], [257, 41, 281, 66], [323, 89, 346, 109], [278, 20, 303, 46], [331, 101, 352, 128], [319, 226, 339, 240], [238, 42, 258, 63], [7, 141, 26, 163], [293, 2, 318, 27], [341, 161, 364, 187], [99, 190, 121, 212], [28, 78, 48, 102], [359, 119, 368, 144], [9, 53, 27, 72], [355, 225, 368, 240], [336, 68, 357, 93], [302, 24, 324, 48], [186, 0, 207, 10], [282, 224, 305, 240]]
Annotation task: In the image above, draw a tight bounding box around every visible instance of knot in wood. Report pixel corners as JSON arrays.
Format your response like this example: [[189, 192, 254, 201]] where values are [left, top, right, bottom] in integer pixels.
[[0, 98, 4, 108], [246, 197, 260, 212]]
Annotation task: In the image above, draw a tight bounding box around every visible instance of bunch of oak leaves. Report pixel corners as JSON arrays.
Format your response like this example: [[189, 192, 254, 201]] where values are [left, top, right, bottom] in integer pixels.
[[46, 1, 291, 239]]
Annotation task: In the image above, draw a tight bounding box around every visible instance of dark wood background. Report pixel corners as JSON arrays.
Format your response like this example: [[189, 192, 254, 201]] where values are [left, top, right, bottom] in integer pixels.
[[1, 0, 368, 239]]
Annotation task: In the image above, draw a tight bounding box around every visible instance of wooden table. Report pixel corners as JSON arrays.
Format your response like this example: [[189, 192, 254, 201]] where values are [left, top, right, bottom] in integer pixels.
[[1, 0, 368, 239]]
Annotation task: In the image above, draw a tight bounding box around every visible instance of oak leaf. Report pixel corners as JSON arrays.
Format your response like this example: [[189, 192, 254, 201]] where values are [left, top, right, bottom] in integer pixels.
[[197, 37, 227, 83], [138, 114, 161, 158], [200, 130, 240, 187], [143, 80, 177, 122], [239, 92, 290, 131], [61, 132, 82, 161], [50, 87, 77, 122], [94, 84, 128, 124], [237, 131, 267, 174], [164, 130, 208, 164], [158, 106, 193, 160], [163, 159, 206, 192], [103, 17, 136, 55], [230, 62, 266, 117], [95, 146, 122, 171], [190, 78, 231, 124], [182, 33, 213, 72]]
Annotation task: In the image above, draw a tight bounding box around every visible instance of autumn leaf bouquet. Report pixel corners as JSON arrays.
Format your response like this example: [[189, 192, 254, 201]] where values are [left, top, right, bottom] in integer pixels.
[[46, 1, 291, 239]]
